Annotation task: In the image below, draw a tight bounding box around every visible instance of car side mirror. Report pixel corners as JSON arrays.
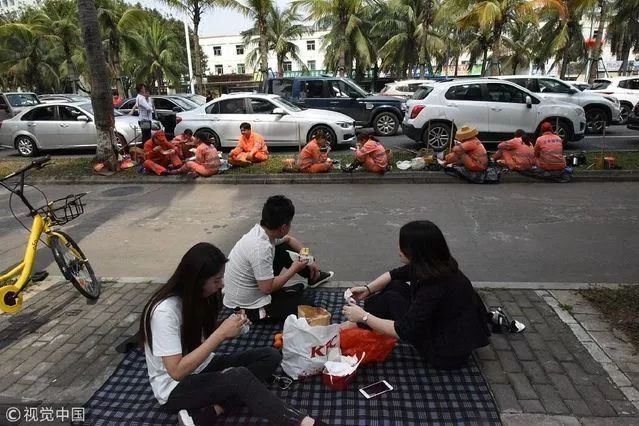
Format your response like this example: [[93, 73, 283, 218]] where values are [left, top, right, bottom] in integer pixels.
[[526, 96, 532, 109], [272, 107, 287, 115], [77, 115, 90, 122]]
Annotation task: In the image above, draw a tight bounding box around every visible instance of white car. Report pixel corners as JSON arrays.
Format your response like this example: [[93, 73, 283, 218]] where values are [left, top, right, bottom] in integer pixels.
[[379, 79, 436, 99], [495, 75, 621, 133], [0, 101, 163, 156], [587, 76, 639, 125], [402, 79, 586, 151], [174, 93, 357, 149]]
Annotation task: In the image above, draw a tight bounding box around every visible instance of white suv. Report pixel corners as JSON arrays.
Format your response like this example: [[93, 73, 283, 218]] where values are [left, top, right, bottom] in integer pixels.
[[380, 79, 436, 99], [587, 77, 639, 124], [496, 75, 621, 133], [402, 79, 586, 150]]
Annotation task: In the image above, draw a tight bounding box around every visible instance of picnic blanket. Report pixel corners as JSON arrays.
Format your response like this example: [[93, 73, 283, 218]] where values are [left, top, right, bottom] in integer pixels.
[[84, 291, 500, 425]]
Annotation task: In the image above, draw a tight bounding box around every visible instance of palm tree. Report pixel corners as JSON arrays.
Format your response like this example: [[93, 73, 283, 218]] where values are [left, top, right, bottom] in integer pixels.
[[607, 0, 639, 76], [78, 0, 118, 169], [242, 6, 308, 76], [587, 0, 606, 83], [501, 17, 539, 73]]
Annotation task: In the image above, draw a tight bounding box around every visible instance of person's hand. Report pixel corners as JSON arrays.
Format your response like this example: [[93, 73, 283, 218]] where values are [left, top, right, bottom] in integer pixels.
[[291, 259, 309, 273], [153, 146, 161, 152], [350, 286, 370, 302], [307, 263, 320, 281], [247, 153, 254, 162], [217, 312, 248, 339], [342, 304, 367, 323]]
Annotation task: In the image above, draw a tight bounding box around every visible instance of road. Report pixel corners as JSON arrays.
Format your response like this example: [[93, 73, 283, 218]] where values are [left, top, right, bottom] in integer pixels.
[[1, 183, 637, 284], [1, 124, 638, 159]]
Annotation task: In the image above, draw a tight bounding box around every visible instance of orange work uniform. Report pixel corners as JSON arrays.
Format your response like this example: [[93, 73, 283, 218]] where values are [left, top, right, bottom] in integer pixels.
[[171, 133, 195, 159], [534, 133, 565, 171], [143, 134, 182, 175], [178, 143, 221, 177], [356, 139, 388, 173], [298, 139, 332, 173], [445, 137, 488, 172], [229, 132, 269, 166], [493, 137, 535, 171]]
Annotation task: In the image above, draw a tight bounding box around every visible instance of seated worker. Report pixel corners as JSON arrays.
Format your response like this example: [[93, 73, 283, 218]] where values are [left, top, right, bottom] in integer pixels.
[[534, 122, 566, 171], [444, 125, 488, 172], [229, 123, 269, 167], [223, 195, 334, 323], [143, 131, 182, 176], [171, 129, 195, 159], [169, 131, 221, 178], [342, 133, 388, 174], [298, 130, 333, 173], [141, 242, 325, 426], [492, 129, 535, 171], [342, 220, 490, 370]]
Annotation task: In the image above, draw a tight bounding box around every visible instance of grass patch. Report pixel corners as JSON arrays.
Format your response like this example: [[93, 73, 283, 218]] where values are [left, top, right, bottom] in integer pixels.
[[579, 286, 639, 351], [558, 303, 574, 314], [1, 150, 638, 179]]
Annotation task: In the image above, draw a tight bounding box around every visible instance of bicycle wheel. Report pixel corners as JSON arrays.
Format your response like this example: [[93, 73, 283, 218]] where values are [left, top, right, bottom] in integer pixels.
[[49, 232, 100, 299]]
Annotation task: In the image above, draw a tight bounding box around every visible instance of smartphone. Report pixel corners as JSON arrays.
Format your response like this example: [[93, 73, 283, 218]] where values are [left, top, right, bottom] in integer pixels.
[[359, 380, 393, 399]]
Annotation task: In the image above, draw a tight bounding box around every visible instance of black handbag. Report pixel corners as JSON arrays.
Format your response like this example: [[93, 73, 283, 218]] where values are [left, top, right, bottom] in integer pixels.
[[138, 120, 152, 131]]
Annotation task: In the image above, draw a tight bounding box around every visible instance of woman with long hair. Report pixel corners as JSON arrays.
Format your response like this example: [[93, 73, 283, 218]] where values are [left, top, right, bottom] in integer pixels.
[[342, 221, 490, 369], [141, 242, 323, 425]]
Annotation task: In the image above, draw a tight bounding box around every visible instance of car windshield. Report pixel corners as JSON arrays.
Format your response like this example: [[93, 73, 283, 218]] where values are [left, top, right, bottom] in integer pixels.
[[343, 79, 369, 97], [183, 94, 206, 105], [169, 97, 198, 110], [590, 81, 611, 90], [273, 97, 302, 112], [6, 93, 40, 107], [411, 86, 434, 100], [78, 102, 123, 116]]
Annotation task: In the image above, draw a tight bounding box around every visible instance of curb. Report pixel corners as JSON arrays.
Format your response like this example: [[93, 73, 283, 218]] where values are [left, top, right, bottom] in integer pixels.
[[24, 169, 639, 185]]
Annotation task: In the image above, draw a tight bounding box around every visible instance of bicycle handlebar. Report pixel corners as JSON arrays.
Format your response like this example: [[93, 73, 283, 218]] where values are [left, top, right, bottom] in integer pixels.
[[0, 155, 51, 182]]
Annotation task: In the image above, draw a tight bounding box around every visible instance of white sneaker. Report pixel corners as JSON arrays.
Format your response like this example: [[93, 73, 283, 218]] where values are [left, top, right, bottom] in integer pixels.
[[178, 409, 195, 426]]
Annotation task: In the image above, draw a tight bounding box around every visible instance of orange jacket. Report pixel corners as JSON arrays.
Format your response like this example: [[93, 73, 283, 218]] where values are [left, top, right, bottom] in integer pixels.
[[356, 139, 388, 170], [231, 132, 268, 158], [496, 137, 535, 171], [195, 143, 221, 171], [144, 135, 175, 163], [451, 137, 488, 171], [534, 133, 565, 171], [298, 139, 328, 171]]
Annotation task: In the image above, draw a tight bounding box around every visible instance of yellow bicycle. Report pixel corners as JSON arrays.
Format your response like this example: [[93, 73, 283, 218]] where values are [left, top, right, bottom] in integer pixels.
[[0, 156, 100, 313]]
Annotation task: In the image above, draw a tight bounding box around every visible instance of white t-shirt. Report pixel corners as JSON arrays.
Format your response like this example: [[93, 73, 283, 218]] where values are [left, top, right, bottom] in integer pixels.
[[144, 296, 215, 404], [136, 94, 154, 121], [223, 224, 284, 309]]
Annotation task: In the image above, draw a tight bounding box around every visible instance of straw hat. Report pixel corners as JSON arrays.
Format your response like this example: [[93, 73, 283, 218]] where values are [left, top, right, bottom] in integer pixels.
[[455, 125, 478, 141]]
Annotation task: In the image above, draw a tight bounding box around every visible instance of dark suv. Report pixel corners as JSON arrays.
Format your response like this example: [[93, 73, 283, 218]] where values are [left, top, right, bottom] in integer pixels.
[[264, 77, 406, 136]]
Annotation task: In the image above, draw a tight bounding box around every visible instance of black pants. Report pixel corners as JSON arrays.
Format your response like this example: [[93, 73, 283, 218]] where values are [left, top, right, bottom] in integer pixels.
[[139, 120, 152, 145], [164, 347, 304, 425], [245, 243, 313, 323]]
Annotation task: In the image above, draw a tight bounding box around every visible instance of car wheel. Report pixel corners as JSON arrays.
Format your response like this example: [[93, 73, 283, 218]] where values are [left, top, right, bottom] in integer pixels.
[[421, 122, 453, 151], [619, 102, 632, 125], [551, 120, 571, 145], [373, 112, 399, 136], [308, 125, 337, 149], [585, 107, 606, 134], [115, 133, 127, 153], [15, 136, 37, 157], [198, 128, 221, 150]]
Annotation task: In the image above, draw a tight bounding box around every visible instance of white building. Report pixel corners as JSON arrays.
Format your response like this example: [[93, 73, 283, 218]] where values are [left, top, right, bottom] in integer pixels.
[[199, 31, 329, 76], [0, 0, 41, 14]]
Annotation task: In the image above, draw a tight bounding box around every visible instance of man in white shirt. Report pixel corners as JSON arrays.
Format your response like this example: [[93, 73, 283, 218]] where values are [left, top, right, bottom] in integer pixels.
[[223, 195, 334, 322], [135, 83, 154, 143]]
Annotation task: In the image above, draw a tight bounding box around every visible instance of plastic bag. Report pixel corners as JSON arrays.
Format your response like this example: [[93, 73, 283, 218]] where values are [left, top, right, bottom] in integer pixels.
[[281, 315, 341, 379], [410, 157, 426, 170], [339, 328, 397, 365], [297, 305, 331, 326]]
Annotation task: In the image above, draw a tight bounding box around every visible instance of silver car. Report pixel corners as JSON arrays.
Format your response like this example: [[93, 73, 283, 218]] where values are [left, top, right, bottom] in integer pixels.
[[0, 101, 163, 156]]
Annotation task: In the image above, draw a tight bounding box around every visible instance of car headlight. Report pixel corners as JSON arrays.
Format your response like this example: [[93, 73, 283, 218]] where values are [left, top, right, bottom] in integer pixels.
[[576, 108, 585, 118], [604, 96, 620, 106], [336, 121, 352, 129]]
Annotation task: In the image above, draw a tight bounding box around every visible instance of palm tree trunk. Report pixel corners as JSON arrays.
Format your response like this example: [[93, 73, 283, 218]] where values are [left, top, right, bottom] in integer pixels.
[[419, 0, 433, 79], [454, 54, 459, 77], [111, 38, 126, 98], [588, 0, 606, 83], [63, 44, 79, 94], [481, 48, 488, 76], [258, 17, 269, 81], [618, 38, 630, 75], [559, 44, 571, 80], [512, 59, 519, 75], [489, 22, 503, 76], [192, 17, 204, 93], [277, 54, 284, 77], [78, 0, 117, 170]]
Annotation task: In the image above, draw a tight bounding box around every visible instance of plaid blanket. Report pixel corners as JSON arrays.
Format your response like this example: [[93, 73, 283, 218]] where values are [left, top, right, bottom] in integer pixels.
[[85, 291, 500, 425]]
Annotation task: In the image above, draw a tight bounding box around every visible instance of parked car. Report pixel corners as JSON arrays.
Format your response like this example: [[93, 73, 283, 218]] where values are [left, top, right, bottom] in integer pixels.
[[263, 76, 406, 136], [0, 101, 163, 156], [116, 95, 199, 136], [566, 82, 591, 92], [627, 101, 639, 131], [39, 94, 90, 103], [379, 79, 436, 99], [0, 92, 41, 121], [174, 93, 207, 105], [495, 75, 621, 133], [587, 76, 639, 125], [402, 79, 586, 151], [174, 93, 356, 149]]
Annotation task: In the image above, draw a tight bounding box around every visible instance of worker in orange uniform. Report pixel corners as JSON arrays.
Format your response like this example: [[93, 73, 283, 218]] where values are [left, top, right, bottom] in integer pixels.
[[169, 131, 221, 178], [444, 126, 488, 172], [341, 133, 389, 174], [492, 129, 535, 171], [171, 129, 195, 159], [298, 130, 333, 173], [534, 122, 566, 171], [143, 130, 183, 176], [229, 122, 269, 166]]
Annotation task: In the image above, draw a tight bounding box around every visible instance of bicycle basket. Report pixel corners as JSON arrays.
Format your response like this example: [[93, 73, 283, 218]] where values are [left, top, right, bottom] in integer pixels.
[[37, 193, 86, 226]]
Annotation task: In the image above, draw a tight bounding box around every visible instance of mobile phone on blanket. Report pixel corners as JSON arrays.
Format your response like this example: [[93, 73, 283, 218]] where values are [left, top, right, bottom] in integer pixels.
[[359, 380, 393, 399]]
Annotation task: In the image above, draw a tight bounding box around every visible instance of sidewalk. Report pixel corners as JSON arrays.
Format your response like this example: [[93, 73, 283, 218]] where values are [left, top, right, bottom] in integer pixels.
[[0, 278, 638, 425]]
